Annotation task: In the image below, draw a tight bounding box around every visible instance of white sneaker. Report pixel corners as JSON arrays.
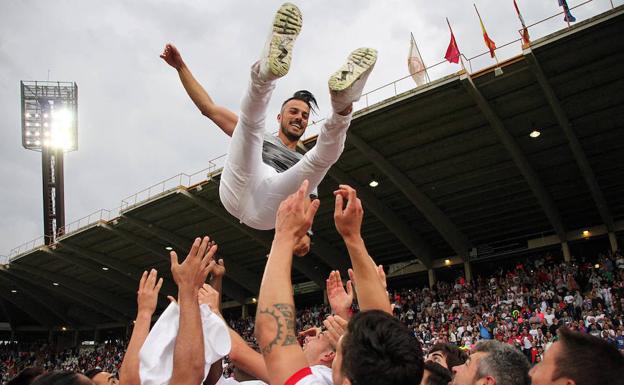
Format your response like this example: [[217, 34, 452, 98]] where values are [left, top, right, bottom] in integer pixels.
[[329, 48, 377, 112], [258, 3, 303, 81]]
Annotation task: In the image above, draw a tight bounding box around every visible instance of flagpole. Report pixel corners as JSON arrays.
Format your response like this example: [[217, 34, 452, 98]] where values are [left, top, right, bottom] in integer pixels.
[[473, 3, 483, 23], [560, 3, 571, 27], [514, 0, 531, 48], [411, 32, 430, 82], [473, 3, 491, 60], [446, 18, 466, 72]]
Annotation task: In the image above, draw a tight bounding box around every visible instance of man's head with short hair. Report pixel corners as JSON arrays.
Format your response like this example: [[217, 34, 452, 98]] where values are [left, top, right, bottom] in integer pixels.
[[31, 372, 93, 385], [302, 329, 335, 368], [278, 90, 318, 142], [332, 310, 424, 385], [529, 327, 624, 385], [427, 342, 467, 369], [451, 340, 530, 385], [7, 367, 44, 385], [420, 361, 452, 385], [83, 370, 117, 385]]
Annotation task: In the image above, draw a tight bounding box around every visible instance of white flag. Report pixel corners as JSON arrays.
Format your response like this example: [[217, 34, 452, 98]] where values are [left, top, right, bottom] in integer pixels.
[[408, 34, 428, 86]]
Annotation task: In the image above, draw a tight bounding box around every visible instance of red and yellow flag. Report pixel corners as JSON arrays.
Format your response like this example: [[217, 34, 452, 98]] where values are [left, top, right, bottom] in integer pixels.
[[474, 4, 497, 58]]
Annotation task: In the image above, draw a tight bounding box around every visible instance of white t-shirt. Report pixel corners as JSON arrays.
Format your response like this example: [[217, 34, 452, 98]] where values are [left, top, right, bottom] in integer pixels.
[[310, 365, 332, 385], [215, 376, 266, 385], [285, 367, 324, 385], [215, 366, 331, 385], [544, 313, 555, 325]]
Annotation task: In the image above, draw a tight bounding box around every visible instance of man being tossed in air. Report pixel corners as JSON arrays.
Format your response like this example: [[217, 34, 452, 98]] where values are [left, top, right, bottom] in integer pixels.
[[161, 3, 377, 234]]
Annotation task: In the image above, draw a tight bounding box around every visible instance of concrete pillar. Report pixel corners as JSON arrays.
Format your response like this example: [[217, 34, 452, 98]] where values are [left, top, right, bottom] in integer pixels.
[[48, 329, 54, 344], [241, 304, 248, 318], [73, 330, 80, 347], [464, 261, 472, 283], [428, 269, 436, 289], [94, 328, 100, 342], [562, 242, 571, 262], [10, 330, 15, 342], [608, 232, 619, 253], [323, 289, 329, 305]]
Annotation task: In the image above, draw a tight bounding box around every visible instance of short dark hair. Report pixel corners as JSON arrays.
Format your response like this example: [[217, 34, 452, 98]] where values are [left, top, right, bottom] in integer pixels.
[[7, 367, 45, 385], [472, 340, 530, 385], [82, 370, 102, 380], [31, 372, 93, 385], [281, 90, 318, 113], [554, 327, 624, 385], [341, 310, 424, 385], [428, 342, 467, 369], [423, 362, 452, 385]]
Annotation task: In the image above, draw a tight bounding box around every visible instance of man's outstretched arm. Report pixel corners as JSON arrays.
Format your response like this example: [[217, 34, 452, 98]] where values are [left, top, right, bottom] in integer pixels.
[[255, 180, 320, 385], [169, 236, 217, 385], [334, 184, 392, 314], [119, 269, 163, 385], [161, 43, 238, 136], [227, 327, 270, 383]]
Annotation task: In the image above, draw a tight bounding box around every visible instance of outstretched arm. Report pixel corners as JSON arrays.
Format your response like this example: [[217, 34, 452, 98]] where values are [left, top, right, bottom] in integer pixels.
[[161, 43, 238, 136], [334, 184, 392, 314], [119, 269, 163, 385], [169, 236, 217, 385], [227, 328, 270, 383], [201, 248, 226, 385], [255, 180, 320, 385]]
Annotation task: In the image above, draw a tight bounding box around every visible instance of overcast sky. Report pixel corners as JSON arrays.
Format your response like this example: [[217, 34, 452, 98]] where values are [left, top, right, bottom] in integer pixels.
[[0, 0, 615, 256]]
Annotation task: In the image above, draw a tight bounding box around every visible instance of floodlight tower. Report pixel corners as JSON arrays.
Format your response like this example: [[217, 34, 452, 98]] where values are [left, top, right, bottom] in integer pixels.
[[20, 81, 78, 245]]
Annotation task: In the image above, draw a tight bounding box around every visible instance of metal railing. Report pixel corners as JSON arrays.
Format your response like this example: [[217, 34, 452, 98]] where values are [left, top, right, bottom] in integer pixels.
[[8, 236, 45, 259], [5, 0, 618, 260], [59, 209, 117, 236], [119, 155, 227, 211]]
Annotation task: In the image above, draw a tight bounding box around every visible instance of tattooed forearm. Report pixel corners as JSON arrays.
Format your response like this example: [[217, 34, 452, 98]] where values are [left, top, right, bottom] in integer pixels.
[[274, 303, 298, 346], [257, 303, 297, 354], [258, 307, 281, 354]]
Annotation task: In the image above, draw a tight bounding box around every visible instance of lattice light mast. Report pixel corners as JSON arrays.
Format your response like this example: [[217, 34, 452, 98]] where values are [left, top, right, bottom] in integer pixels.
[[20, 81, 78, 245]]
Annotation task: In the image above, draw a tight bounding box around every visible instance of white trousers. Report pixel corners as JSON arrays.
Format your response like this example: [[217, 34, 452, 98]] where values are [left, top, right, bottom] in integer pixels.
[[219, 62, 352, 230]]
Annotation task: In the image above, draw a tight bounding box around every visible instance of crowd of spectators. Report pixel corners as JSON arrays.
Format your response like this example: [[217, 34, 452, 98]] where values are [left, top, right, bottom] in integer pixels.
[[1, 341, 125, 384], [221, 250, 624, 365], [4, 249, 623, 384]]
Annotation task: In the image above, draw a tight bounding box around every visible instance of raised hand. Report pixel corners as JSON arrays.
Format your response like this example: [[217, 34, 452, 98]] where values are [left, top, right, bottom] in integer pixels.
[[298, 326, 322, 340], [348, 264, 389, 294], [160, 43, 185, 70], [326, 270, 353, 320], [275, 180, 320, 240], [322, 315, 348, 349], [198, 283, 221, 313], [333, 184, 364, 240], [170, 236, 217, 291], [205, 240, 226, 279], [137, 269, 163, 316]]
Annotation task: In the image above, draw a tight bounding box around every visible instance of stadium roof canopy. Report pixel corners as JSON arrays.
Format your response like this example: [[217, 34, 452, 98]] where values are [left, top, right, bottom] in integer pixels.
[[1, 6, 623, 330]]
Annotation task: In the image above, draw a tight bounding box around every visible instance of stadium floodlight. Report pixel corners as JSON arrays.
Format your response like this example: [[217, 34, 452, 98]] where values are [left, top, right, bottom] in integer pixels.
[[20, 80, 78, 245], [21, 81, 78, 152]]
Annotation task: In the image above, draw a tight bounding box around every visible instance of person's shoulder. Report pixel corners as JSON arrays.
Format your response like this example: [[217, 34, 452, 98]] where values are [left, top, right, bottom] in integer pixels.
[[285, 367, 325, 385], [263, 132, 278, 143], [310, 365, 332, 385]]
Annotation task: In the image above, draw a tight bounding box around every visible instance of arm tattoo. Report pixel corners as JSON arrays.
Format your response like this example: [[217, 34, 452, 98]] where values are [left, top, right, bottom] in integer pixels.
[[258, 303, 297, 354]]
